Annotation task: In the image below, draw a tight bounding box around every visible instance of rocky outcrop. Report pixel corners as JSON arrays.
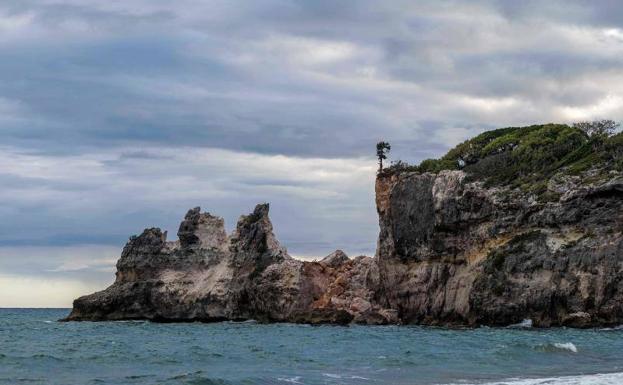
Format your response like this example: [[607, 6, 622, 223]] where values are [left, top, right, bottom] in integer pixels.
[[320, 250, 349, 268], [65, 170, 623, 327], [374, 170, 623, 327], [64, 204, 395, 324]]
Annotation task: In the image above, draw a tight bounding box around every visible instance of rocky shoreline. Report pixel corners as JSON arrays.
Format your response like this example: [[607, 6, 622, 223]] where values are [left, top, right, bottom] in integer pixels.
[[64, 168, 623, 327]]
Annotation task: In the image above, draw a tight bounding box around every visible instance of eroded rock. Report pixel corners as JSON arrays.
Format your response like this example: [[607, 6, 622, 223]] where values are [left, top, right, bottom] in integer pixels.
[[320, 250, 350, 268], [64, 204, 394, 324], [374, 170, 623, 327], [65, 167, 623, 327]]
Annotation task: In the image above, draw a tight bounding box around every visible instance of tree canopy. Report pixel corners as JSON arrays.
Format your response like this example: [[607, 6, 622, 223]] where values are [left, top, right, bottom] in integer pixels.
[[376, 141, 391, 172]]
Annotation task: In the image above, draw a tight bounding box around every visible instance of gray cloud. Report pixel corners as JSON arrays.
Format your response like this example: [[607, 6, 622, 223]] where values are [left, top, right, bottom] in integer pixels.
[[0, 146, 378, 255], [1, 0, 621, 159]]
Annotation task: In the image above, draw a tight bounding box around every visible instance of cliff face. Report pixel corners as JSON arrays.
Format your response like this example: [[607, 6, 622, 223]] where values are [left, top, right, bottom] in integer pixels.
[[64, 204, 397, 324], [65, 169, 623, 327], [65, 140, 623, 327], [374, 170, 623, 327]]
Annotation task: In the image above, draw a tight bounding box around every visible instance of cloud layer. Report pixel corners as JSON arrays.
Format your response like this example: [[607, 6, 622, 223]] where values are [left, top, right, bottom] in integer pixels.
[[1, 0, 623, 306]]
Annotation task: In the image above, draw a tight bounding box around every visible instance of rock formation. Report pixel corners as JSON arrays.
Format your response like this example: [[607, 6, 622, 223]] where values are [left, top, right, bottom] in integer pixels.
[[64, 204, 396, 324], [374, 170, 623, 327], [65, 168, 623, 327], [65, 124, 623, 327]]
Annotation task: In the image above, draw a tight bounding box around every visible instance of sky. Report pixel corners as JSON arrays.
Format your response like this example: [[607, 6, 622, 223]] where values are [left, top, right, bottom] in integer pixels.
[[1, 0, 623, 307]]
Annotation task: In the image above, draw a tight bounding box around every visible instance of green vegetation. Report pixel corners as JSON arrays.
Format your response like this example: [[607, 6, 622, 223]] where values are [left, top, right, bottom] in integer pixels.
[[376, 141, 391, 172], [383, 123, 623, 196]]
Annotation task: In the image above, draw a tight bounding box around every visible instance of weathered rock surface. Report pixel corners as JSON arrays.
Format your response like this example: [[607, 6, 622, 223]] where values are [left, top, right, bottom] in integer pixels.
[[64, 204, 394, 324], [65, 170, 623, 327], [374, 170, 623, 327]]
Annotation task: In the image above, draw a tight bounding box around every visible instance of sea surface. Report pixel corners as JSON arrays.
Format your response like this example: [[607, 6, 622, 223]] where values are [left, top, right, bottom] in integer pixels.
[[1, 309, 622, 385]]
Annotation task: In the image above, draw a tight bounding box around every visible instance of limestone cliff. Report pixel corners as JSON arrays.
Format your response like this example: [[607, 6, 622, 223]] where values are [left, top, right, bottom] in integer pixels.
[[65, 124, 623, 327], [370, 123, 623, 327], [374, 170, 623, 327]]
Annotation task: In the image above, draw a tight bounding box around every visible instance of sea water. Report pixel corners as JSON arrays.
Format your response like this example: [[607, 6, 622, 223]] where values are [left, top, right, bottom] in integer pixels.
[[1, 309, 622, 385]]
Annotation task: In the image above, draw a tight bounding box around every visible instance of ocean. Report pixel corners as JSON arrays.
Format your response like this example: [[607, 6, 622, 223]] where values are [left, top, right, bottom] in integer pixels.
[[0, 309, 622, 385]]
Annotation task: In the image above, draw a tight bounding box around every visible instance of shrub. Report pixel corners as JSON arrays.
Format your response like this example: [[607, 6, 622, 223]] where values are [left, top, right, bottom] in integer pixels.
[[386, 123, 623, 194]]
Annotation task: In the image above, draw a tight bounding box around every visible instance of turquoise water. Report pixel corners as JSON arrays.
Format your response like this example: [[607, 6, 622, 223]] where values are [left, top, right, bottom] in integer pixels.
[[1, 309, 622, 385]]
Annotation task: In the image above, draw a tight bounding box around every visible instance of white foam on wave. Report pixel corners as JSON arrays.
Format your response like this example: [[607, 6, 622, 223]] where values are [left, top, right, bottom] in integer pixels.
[[322, 373, 370, 380], [599, 325, 623, 331], [323, 373, 341, 379], [535, 341, 579, 353], [277, 376, 303, 384], [508, 319, 533, 328], [448, 372, 623, 385], [552, 342, 578, 353]]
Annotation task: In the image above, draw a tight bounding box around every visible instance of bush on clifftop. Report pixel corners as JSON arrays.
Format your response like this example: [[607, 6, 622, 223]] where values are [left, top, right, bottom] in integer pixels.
[[382, 123, 623, 193]]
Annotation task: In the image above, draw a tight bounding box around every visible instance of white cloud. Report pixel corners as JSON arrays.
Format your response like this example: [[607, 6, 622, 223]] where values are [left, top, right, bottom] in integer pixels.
[[0, 274, 105, 308], [0, 145, 376, 208], [257, 35, 363, 66], [559, 94, 623, 121], [0, 245, 118, 273], [603, 28, 623, 41], [0, 245, 116, 307], [433, 126, 474, 145]]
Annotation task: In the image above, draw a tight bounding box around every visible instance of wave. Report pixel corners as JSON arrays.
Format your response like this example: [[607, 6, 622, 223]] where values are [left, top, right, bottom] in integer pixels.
[[534, 342, 578, 353], [599, 325, 623, 331], [508, 319, 533, 328], [29, 353, 65, 361], [448, 371, 623, 385], [277, 376, 303, 384], [553, 342, 578, 353], [322, 373, 371, 380], [167, 371, 231, 385]]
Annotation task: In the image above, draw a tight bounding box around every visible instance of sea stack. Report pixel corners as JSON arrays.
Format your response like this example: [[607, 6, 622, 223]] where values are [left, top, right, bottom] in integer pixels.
[[64, 203, 395, 324]]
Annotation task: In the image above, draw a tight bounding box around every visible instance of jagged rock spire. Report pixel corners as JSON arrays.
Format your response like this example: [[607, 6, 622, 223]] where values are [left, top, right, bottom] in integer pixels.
[[320, 250, 349, 268], [177, 207, 228, 251], [231, 203, 285, 255]]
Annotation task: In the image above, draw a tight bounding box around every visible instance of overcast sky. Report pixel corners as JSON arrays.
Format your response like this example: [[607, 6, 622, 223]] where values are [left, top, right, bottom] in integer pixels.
[[2, 0, 623, 307]]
